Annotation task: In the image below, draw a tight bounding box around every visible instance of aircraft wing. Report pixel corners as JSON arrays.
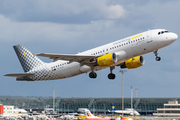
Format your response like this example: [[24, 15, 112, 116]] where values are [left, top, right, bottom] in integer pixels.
[[4, 73, 35, 77], [36, 53, 97, 63]]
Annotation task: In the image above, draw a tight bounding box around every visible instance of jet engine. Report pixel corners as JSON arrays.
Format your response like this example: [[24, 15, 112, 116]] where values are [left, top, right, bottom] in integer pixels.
[[120, 56, 144, 69], [97, 51, 127, 66]]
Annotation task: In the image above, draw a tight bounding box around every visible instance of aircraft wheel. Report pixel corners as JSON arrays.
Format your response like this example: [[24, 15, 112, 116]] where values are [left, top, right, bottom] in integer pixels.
[[155, 57, 161, 61], [108, 73, 116, 80], [89, 72, 97, 79]]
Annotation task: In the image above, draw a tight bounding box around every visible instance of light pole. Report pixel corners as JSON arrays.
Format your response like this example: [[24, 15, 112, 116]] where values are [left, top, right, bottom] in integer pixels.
[[103, 104, 106, 115], [131, 86, 133, 109], [53, 87, 55, 111], [93, 103, 95, 115], [135, 89, 138, 98], [119, 70, 126, 118]]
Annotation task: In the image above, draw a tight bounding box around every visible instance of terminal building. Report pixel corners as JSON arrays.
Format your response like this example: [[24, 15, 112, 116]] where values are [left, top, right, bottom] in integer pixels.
[[54, 98, 180, 115], [153, 101, 180, 116]]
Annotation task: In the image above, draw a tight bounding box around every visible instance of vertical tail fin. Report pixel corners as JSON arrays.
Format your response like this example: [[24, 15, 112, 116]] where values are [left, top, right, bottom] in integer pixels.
[[85, 109, 95, 118], [111, 103, 117, 111], [13, 44, 44, 72]]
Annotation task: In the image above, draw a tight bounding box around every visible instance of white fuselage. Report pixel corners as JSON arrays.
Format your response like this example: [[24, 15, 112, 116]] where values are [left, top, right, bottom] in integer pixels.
[[112, 109, 140, 116], [28, 29, 177, 81]]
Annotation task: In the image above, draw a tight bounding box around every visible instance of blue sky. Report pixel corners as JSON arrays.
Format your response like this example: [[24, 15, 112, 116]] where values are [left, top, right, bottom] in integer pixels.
[[1, 0, 180, 98]]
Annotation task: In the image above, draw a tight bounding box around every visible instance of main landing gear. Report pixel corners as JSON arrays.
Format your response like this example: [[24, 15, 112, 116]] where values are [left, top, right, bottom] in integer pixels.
[[153, 50, 161, 61], [108, 66, 116, 80], [89, 66, 116, 79], [89, 71, 97, 79]]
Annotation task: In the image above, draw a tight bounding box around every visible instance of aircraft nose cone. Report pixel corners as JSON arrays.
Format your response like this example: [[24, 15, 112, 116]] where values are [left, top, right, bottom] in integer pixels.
[[174, 33, 178, 40], [169, 33, 178, 42]]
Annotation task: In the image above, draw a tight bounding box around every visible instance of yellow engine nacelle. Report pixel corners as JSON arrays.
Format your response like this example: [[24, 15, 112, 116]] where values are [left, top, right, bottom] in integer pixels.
[[121, 56, 144, 69], [97, 53, 116, 66]]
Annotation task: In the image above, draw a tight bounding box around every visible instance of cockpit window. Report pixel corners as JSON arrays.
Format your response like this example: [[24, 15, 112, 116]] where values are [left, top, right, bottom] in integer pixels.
[[158, 31, 169, 35]]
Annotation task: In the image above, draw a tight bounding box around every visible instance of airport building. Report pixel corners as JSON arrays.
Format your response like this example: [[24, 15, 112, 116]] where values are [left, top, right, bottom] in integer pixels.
[[54, 98, 180, 115], [153, 101, 180, 116]]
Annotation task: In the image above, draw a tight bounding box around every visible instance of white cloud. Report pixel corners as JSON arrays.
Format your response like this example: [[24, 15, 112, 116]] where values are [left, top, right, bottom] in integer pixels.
[[0, 0, 126, 23], [0, 13, 132, 44], [106, 5, 125, 19]]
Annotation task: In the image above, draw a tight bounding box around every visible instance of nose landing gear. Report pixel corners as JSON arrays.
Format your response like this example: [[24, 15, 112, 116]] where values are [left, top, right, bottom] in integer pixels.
[[153, 50, 161, 61]]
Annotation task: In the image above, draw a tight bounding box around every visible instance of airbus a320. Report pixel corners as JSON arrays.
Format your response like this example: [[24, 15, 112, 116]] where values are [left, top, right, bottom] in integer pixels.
[[4, 29, 178, 81]]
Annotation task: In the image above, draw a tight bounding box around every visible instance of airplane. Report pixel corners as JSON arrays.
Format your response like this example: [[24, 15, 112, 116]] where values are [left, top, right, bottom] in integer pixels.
[[109, 103, 140, 116], [77, 108, 132, 120], [77, 108, 119, 120], [4, 29, 178, 81]]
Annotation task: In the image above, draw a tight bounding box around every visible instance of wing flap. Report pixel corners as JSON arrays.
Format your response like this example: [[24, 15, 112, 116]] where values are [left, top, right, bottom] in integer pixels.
[[36, 53, 96, 63], [4, 73, 34, 77]]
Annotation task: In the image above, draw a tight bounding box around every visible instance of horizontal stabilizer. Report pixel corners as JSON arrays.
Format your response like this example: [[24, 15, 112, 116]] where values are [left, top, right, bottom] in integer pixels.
[[4, 73, 34, 77]]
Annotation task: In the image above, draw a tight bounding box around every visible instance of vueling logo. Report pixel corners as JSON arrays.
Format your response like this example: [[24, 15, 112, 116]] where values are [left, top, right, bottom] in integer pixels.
[[131, 34, 142, 39]]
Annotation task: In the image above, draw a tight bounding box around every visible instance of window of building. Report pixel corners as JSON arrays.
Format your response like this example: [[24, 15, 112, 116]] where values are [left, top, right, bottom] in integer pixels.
[[165, 111, 171, 113]]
